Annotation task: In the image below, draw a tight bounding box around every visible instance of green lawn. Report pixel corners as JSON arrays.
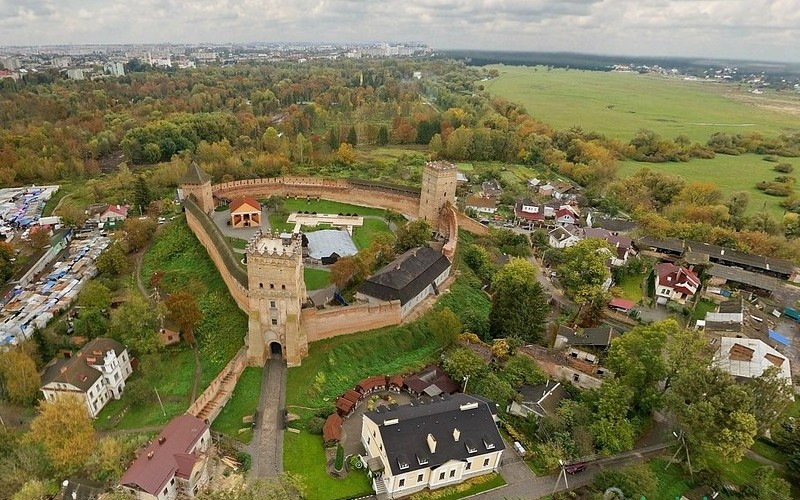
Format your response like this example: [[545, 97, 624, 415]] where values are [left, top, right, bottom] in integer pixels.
[[693, 298, 718, 321], [352, 218, 393, 250], [617, 154, 800, 217], [649, 459, 693, 499], [283, 430, 372, 500], [211, 367, 263, 444], [95, 348, 196, 431], [304, 268, 332, 291], [483, 65, 800, 141], [616, 273, 646, 303], [229, 237, 248, 250], [751, 438, 788, 466], [282, 199, 388, 218], [409, 473, 506, 500]]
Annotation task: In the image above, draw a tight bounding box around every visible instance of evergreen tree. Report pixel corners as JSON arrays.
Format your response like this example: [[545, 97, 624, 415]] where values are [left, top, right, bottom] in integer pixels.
[[489, 258, 549, 344], [346, 126, 358, 145], [377, 125, 389, 146], [133, 176, 152, 216]]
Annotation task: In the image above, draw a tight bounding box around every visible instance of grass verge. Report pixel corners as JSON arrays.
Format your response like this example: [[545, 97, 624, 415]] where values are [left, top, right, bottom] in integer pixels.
[[304, 268, 332, 291], [211, 367, 263, 444], [409, 473, 506, 500]]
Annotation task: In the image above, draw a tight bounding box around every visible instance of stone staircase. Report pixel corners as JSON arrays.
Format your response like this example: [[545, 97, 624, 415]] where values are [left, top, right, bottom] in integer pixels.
[[196, 369, 240, 420], [373, 478, 389, 500]]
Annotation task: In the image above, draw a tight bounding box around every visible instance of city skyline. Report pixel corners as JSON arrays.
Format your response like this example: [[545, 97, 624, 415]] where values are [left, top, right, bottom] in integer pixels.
[[0, 0, 798, 63]]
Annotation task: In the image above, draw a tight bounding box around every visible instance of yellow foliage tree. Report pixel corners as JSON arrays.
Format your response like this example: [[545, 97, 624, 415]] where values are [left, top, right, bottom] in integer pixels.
[[27, 397, 96, 476], [0, 349, 40, 405]]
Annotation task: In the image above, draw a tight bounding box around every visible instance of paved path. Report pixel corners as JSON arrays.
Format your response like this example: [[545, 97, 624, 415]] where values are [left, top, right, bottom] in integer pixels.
[[472, 443, 669, 499], [249, 356, 286, 478]]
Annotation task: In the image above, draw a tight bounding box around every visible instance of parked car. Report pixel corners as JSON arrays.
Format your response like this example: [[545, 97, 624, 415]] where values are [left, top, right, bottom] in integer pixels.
[[565, 461, 588, 474]]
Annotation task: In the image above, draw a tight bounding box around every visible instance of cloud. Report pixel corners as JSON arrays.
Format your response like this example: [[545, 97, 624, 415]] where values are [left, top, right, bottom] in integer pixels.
[[0, 0, 797, 62]]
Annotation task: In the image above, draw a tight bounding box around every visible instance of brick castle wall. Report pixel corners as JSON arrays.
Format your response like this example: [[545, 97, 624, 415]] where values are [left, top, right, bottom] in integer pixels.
[[302, 300, 402, 342]]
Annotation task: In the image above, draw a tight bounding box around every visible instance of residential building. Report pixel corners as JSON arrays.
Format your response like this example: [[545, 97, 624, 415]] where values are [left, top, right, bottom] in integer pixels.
[[507, 381, 566, 418], [551, 181, 575, 200], [357, 247, 451, 317], [104, 61, 125, 76], [514, 199, 545, 224], [583, 227, 635, 266], [548, 225, 580, 249], [404, 365, 458, 397], [480, 180, 502, 198], [361, 393, 505, 499], [98, 204, 129, 223], [464, 195, 497, 215], [229, 196, 261, 228], [555, 206, 579, 226], [40, 338, 133, 418], [655, 263, 701, 304], [119, 414, 212, 499], [715, 337, 793, 393], [554, 325, 617, 351]]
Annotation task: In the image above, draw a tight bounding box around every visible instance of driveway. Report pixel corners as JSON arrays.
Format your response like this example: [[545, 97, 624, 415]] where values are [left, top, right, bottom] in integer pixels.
[[248, 356, 286, 478]]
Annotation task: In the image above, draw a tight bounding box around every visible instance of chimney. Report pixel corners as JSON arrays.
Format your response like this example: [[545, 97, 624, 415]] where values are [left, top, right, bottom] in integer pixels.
[[452, 428, 460, 442], [147, 451, 154, 459], [426, 433, 437, 454], [158, 436, 166, 445]]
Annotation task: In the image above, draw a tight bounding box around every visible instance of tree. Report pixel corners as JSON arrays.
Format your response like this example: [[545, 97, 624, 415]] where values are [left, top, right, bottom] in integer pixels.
[[557, 239, 614, 302], [427, 307, 462, 347], [96, 243, 129, 276], [165, 292, 202, 346], [77, 281, 112, 311], [462, 244, 493, 282], [0, 350, 40, 404], [489, 258, 549, 344], [590, 379, 636, 454], [0, 241, 14, 283], [346, 126, 358, 145], [442, 346, 487, 384], [606, 321, 673, 416], [11, 480, 57, 500], [110, 294, 161, 354], [336, 143, 356, 165], [665, 366, 757, 463], [393, 219, 431, 253], [377, 125, 389, 146], [26, 227, 50, 253], [593, 464, 658, 499], [123, 217, 157, 252], [133, 175, 153, 216], [663, 325, 713, 392], [26, 397, 95, 476], [330, 256, 359, 289], [727, 191, 751, 219], [72, 309, 109, 339], [742, 466, 792, 500], [749, 366, 794, 435], [500, 354, 546, 388]]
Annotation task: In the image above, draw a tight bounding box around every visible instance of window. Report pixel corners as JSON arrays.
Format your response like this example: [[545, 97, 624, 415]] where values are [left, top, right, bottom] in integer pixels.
[[171, 478, 175, 486], [483, 458, 490, 467], [270, 283, 274, 289], [439, 472, 445, 481], [417, 474, 424, 482], [573, 373, 580, 382], [466, 462, 471, 470], [367, 437, 370, 445], [281, 285, 286, 290], [399, 479, 405, 487], [271, 318, 278, 326], [449, 470, 455, 478], [163, 488, 168, 496], [270, 300, 276, 308], [259, 283, 263, 289]]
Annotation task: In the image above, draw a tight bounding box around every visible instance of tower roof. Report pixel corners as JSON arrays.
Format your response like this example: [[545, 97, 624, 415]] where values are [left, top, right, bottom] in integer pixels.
[[425, 160, 457, 171], [181, 161, 211, 185]]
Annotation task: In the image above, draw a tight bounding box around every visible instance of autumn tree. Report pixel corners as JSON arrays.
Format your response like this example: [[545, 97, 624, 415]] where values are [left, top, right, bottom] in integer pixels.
[[442, 346, 487, 385], [110, 294, 161, 354], [0, 350, 40, 404], [165, 292, 203, 346], [336, 143, 356, 165], [26, 397, 95, 476], [330, 256, 359, 289], [26, 227, 51, 253], [393, 218, 431, 253], [123, 217, 157, 252], [96, 243, 128, 276], [427, 307, 462, 347], [11, 480, 57, 500], [0, 241, 14, 284], [557, 239, 614, 302], [489, 258, 549, 344]]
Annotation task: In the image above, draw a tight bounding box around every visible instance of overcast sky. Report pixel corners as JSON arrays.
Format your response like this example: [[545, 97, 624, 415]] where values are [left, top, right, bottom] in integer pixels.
[[1, 0, 798, 62]]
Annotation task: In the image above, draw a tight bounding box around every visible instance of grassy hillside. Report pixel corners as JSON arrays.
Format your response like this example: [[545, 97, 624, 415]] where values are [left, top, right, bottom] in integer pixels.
[[617, 154, 800, 216], [482, 65, 800, 141]]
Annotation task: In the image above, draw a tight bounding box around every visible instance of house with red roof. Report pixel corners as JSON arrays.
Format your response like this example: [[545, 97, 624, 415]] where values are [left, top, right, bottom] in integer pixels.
[[98, 204, 129, 223], [229, 196, 261, 228], [656, 263, 701, 304], [514, 199, 545, 224], [119, 414, 212, 500]]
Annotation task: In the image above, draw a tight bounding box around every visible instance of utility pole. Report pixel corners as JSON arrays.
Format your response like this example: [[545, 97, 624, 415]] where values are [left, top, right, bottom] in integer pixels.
[[665, 431, 693, 482], [154, 387, 166, 416], [462, 374, 470, 395], [552, 459, 569, 496]]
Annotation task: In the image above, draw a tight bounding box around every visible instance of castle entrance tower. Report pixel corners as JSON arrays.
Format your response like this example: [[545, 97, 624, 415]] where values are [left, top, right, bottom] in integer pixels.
[[245, 231, 308, 366], [418, 160, 457, 231]]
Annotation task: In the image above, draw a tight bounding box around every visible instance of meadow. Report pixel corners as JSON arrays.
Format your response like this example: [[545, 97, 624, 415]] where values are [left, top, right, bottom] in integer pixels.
[[617, 154, 800, 216], [482, 65, 800, 142]]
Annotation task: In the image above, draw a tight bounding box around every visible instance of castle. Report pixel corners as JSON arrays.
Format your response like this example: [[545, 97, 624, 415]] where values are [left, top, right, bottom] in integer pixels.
[[181, 161, 464, 366]]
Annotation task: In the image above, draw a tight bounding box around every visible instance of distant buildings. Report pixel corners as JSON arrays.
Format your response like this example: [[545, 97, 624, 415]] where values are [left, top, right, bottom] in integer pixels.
[[104, 61, 125, 76], [40, 338, 133, 418]]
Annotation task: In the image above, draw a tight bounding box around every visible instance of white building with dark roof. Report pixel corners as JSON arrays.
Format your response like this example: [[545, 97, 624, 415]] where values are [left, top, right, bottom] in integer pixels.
[[40, 337, 132, 418], [715, 337, 792, 391], [361, 393, 504, 499], [356, 247, 451, 317]]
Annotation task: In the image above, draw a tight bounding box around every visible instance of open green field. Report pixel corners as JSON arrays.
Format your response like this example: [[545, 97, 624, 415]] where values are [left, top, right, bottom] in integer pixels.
[[211, 367, 262, 444], [304, 268, 331, 291], [352, 218, 393, 249], [282, 198, 388, 217], [617, 154, 800, 216], [483, 65, 800, 142]]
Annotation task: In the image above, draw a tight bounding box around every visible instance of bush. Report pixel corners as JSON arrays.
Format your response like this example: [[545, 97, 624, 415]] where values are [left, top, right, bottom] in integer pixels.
[[593, 464, 657, 498], [306, 416, 325, 435], [334, 443, 344, 471], [775, 163, 795, 173]]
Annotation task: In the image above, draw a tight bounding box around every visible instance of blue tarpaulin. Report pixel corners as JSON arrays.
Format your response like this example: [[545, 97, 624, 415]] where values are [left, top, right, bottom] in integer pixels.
[[769, 329, 791, 346]]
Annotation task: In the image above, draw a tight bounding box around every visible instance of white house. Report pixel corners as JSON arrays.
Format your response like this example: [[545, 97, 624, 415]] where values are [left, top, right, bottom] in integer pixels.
[[361, 394, 505, 499], [40, 338, 133, 418], [555, 206, 579, 226], [548, 226, 580, 249], [655, 263, 701, 304], [99, 204, 129, 222], [357, 247, 451, 317], [715, 337, 793, 395], [119, 414, 212, 500], [464, 195, 497, 215]]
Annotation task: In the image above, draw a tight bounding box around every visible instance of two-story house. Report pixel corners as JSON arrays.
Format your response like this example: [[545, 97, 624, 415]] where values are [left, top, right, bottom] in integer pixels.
[[40, 338, 133, 418], [655, 263, 701, 304], [362, 394, 504, 499], [119, 414, 212, 500]]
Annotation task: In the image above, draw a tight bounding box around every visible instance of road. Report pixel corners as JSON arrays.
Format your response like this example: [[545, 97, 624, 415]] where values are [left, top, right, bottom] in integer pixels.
[[472, 443, 669, 499], [248, 355, 286, 478]]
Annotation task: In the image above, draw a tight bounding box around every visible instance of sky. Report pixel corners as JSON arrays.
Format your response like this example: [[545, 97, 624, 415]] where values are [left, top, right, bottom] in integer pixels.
[[1, 0, 799, 62]]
